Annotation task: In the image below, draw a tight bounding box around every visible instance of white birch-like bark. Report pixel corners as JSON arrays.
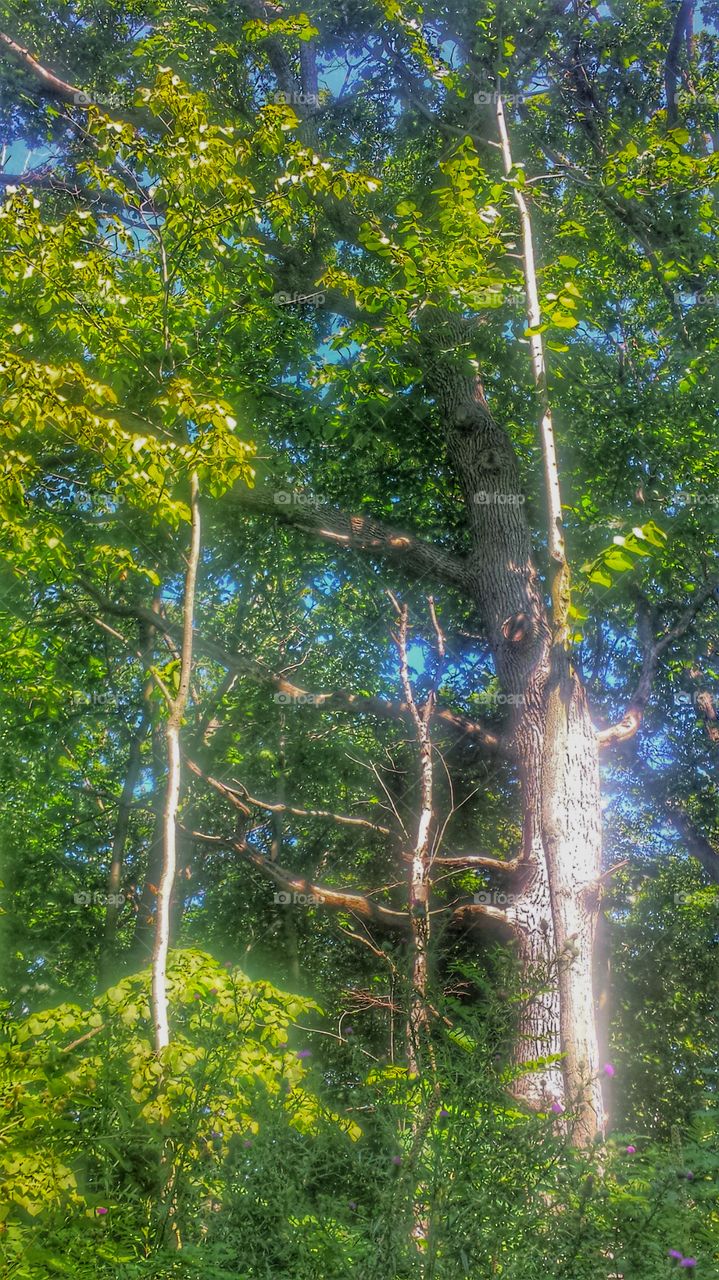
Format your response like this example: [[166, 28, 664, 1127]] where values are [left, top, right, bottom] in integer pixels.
[[151, 471, 201, 1053]]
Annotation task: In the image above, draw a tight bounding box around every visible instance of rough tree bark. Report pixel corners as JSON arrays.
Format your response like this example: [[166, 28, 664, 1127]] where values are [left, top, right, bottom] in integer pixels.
[[496, 90, 604, 1139], [413, 82, 607, 1137]]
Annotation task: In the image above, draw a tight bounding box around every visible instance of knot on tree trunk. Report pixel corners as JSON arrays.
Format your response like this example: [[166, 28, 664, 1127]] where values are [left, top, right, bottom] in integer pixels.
[[502, 611, 534, 646]]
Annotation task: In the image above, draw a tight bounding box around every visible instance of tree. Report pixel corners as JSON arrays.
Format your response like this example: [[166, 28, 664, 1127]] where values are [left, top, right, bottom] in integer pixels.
[[0, 0, 717, 1179]]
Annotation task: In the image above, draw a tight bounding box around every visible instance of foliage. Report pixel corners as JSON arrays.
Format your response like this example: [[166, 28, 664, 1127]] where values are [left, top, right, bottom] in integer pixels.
[[0, 950, 347, 1277], [0, 0, 718, 1274]]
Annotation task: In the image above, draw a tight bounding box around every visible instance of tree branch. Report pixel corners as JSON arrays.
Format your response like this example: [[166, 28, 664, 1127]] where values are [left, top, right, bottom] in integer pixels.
[[227, 487, 469, 591], [190, 831, 409, 928], [433, 853, 522, 874], [635, 763, 719, 884], [151, 472, 201, 1053], [448, 901, 517, 933], [184, 758, 392, 835], [77, 581, 504, 752], [598, 582, 719, 746], [665, 0, 695, 126], [495, 91, 570, 636], [0, 30, 82, 104], [536, 143, 692, 343], [693, 686, 719, 746], [663, 802, 719, 884]]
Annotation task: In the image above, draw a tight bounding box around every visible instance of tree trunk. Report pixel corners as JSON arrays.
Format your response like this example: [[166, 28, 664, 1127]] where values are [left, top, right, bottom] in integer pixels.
[[422, 313, 604, 1138], [542, 667, 604, 1141], [151, 471, 201, 1053], [152, 716, 182, 1050]]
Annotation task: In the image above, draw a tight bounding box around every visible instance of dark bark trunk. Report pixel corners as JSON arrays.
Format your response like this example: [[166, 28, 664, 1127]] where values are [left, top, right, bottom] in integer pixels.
[[422, 312, 604, 1138]]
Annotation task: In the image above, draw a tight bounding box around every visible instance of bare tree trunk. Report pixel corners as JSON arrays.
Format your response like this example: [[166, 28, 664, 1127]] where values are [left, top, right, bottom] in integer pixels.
[[151, 472, 201, 1053], [390, 596, 447, 1262], [391, 597, 435, 1079]]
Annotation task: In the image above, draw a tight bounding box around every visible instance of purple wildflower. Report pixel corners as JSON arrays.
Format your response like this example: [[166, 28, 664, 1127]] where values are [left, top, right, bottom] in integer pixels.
[[392, 1155, 402, 1166], [625, 1145, 636, 1154], [551, 1102, 564, 1115], [296, 1049, 312, 1060], [96, 1207, 108, 1216], [680, 1260, 697, 1268], [669, 1251, 684, 1261], [603, 1063, 615, 1077]]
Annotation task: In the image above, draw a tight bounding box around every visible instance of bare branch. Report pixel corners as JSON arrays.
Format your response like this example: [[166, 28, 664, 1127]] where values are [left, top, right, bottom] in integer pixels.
[[190, 831, 409, 928], [227, 488, 469, 591], [448, 901, 517, 933], [0, 30, 82, 103], [433, 853, 522, 874], [78, 580, 505, 752], [495, 90, 570, 635], [598, 582, 719, 746], [184, 758, 391, 835]]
